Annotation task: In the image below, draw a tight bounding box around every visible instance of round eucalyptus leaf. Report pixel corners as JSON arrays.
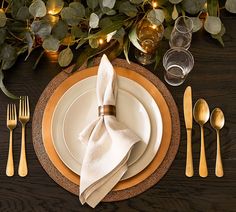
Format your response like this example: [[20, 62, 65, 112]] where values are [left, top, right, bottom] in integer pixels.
[[204, 16, 221, 35], [89, 38, 99, 48], [102, 0, 116, 9], [0, 44, 17, 61], [69, 2, 85, 18], [172, 5, 178, 20], [105, 9, 116, 15], [71, 26, 87, 38], [58, 47, 73, 67], [164, 26, 173, 40], [16, 6, 32, 21], [107, 30, 117, 42], [47, 0, 64, 15], [89, 13, 99, 28], [0, 9, 7, 27], [119, 2, 138, 17], [87, 0, 99, 10], [61, 7, 80, 26], [147, 9, 165, 25], [182, 0, 206, 15], [0, 28, 6, 44], [52, 20, 68, 40], [42, 36, 60, 51], [31, 20, 52, 40], [130, 0, 143, 4], [169, 0, 183, 4], [190, 17, 203, 32], [29, 0, 47, 18], [225, 0, 236, 13]]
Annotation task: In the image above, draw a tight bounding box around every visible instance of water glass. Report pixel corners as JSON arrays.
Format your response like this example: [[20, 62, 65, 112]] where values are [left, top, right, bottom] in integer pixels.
[[169, 16, 193, 49], [135, 18, 164, 65], [163, 48, 194, 86]]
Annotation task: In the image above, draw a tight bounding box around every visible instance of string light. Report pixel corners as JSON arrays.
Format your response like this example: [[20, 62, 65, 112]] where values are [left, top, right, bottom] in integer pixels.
[[98, 38, 104, 45], [152, 1, 158, 8]]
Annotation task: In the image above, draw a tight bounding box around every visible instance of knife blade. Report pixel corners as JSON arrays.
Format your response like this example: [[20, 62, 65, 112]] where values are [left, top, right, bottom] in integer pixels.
[[183, 86, 193, 177]]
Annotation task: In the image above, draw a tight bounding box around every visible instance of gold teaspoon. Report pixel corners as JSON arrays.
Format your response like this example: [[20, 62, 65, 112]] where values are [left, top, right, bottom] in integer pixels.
[[193, 99, 210, 178], [210, 108, 225, 177]]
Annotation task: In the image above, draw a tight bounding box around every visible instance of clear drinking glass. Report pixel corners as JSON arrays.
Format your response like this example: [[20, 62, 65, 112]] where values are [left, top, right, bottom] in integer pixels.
[[135, 18, 164, 65], [169, 16, 193, 49], [163, 48, 194, 86]]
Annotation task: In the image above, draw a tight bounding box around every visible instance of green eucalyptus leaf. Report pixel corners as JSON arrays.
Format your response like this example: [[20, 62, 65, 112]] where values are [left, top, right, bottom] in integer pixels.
[[0, 9, 7, 27], [0, 44, 17, 61], [58, 47, 73, 67], [0, 70, 18, 99], [113, 27, 125, 44], [61, 7, 81, 26], [42, 36, 60, 52], [169, 0, 183, 3], [107, 30, 117, 42], [89, 13, 99, 28], [47, 0, 64, 15], [71, 26, 87, 38], [87, 0, 99, 10], [103, 8, 116, 15], [147, 9, 165, 25], [128, 27, 146, 53], [103, 0, 116, 9], [31, 20, 52, 40], [191, 17, 203, 32], [204, 16, 221, 35], [225, 0, 236, 13], [182, 0, 206, 15], [123, 38, 130, 64], [69, 2, 85, 18], [11, 0, 25, 18], [16, 6, 32, 21], [52, 20, 68, 40], [89, 38, 99, 48], [29, 0, 47, 18], [99, 17, 113, 29], [164, 25, 173, 39], [207, 0, 218, 16], [0, 28, 6, 45], [172, 5, 178, 20], [211, 23, 226, 46], [130, 0, 143, 4], [119, 2, 138, 17]]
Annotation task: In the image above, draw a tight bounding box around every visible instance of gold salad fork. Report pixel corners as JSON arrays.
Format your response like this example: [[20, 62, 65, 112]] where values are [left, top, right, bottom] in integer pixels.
[[18, 96, 30, 177], [6, 104, 17, 177]]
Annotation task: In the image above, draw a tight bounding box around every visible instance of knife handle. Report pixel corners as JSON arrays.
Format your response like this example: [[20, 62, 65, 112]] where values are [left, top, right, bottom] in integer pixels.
[[185, 129, 194, 177]]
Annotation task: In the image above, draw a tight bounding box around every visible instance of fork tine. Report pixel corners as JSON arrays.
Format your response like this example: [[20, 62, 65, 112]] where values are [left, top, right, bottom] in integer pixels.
[[19, 96, 22, 117], [26, 96, 30, 116], [7, 104, 9, 120], [13, 104, 16, 120], [24, 96, 27, 116]]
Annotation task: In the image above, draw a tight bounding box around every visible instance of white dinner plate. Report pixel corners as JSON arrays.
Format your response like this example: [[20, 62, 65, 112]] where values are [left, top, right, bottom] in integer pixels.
[[63, 88, 151, 167], [51, 75, 163, 180]]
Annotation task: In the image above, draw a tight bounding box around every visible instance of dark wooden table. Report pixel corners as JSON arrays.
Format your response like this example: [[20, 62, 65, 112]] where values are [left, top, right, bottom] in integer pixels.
[[0, 14, 235, 212]]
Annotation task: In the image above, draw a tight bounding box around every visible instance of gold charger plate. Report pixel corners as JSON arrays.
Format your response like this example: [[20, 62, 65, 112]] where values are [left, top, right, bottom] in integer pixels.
[[32, 58, 180, 201]]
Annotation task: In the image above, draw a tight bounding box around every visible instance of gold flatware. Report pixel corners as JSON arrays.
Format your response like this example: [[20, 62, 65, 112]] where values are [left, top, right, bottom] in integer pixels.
[[183, 86, 193, 177], [18, 96, 30, 177], [6, 104, 17, 177], [193, 99, 210, 178], [210, 108, 225, 177]]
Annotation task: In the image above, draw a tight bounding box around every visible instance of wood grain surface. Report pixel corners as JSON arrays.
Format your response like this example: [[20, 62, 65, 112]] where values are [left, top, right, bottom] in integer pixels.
[[0, 15, 235, 211]]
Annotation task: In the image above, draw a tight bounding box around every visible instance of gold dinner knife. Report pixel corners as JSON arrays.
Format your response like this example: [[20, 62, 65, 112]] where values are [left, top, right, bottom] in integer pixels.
[[183, 86, 194, 177]]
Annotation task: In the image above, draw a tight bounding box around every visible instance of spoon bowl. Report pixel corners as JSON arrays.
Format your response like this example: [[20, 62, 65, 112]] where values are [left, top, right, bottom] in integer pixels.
[[210, 108, 225, 130], [193, 99, 210, 125]]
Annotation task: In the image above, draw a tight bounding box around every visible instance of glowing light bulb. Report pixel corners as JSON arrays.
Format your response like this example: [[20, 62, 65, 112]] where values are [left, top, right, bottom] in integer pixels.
[[99, 38, 104, 45]]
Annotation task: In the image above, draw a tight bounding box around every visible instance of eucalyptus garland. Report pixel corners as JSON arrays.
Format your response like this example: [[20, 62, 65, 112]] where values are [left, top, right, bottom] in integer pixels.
[[0, 0, 235, 98]]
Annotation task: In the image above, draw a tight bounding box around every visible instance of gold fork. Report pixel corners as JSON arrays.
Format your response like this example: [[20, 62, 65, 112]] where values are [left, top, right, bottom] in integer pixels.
[[18, 96, 30, 177], [6, 104, 17, 177]]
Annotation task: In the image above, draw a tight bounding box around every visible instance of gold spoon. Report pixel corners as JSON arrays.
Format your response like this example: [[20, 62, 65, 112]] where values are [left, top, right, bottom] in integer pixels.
[[210, 108, 225, 177], [193, 99, 210, 178]]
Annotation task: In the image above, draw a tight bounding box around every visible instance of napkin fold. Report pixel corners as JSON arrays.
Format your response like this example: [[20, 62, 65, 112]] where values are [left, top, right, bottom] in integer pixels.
[[79, 54, 140, 208]]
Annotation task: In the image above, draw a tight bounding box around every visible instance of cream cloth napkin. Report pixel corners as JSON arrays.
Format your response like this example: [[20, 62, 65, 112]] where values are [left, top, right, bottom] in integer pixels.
[[79, 54, 140, 208]]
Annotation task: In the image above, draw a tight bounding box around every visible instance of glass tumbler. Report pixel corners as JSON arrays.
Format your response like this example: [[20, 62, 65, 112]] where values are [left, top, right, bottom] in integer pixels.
[[134, 18, 164, 65], [163, 48, 194, 86], [169, 16, 193, 49]]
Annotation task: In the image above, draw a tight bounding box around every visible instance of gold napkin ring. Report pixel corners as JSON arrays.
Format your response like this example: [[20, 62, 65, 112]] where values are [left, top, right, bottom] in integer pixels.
[[98, 105, 116, 117]]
